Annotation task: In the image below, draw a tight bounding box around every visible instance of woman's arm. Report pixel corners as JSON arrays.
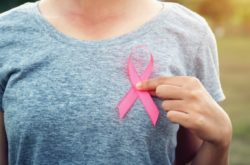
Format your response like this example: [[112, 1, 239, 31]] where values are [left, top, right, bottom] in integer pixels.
[[191, 140, 230, 165], [0, 112, 8, 165], [137, 76, 232, 165]]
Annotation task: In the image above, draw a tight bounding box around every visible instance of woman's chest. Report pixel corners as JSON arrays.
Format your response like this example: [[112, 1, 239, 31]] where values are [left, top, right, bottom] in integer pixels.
[[2, 45, 183, 138]]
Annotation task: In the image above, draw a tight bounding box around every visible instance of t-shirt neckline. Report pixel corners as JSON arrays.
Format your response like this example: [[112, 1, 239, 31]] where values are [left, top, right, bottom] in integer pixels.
[[31, 1, 173, 47]]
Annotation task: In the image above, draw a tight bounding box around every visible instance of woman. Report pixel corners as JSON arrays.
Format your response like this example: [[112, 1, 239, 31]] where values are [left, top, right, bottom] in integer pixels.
[[0, 0, 232, 164]]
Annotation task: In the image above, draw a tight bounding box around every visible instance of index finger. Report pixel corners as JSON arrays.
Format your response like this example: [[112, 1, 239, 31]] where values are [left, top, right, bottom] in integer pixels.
[[136, 76, 188, 91]]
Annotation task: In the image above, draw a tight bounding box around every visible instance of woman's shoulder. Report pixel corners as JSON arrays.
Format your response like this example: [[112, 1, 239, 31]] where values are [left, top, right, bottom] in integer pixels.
[[0, 2, 40, 49], [0, 2, 37, 32], [161, 2, 211, 38], [162, 2, 209, 27]]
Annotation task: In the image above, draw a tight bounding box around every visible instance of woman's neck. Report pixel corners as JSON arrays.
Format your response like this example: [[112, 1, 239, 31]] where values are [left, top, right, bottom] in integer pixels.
[[38, 0, 162, 40], [40, 0, 158, 22]]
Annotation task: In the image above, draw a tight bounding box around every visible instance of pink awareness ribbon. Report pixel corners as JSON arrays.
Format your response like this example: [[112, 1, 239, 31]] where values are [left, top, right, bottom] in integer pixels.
[[117, 45, 159, 126]]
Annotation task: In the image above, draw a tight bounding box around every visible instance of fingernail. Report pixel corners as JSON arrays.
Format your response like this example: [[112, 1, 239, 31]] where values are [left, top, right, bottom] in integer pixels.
[[136, 82, 142, 89]]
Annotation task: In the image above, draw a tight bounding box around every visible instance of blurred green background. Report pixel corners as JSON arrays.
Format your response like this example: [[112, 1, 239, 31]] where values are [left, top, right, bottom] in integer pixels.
[[1, 0, 250, 164]]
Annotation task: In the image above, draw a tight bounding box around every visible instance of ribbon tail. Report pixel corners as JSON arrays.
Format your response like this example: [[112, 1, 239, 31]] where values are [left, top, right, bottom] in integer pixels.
[[138, 91, 159, 126], [117, 88, 138, 119]]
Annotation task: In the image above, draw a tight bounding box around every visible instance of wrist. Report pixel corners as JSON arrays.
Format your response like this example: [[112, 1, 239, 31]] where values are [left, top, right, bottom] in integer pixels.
[[211, 106, 233, 149], [203, 139, 231, 156], [193, 141, 230, 165], [212, 123, 232, 150]]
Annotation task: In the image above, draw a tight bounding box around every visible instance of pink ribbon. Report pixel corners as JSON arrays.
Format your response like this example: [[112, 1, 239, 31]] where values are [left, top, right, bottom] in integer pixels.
[[117, 46, 159, 126]]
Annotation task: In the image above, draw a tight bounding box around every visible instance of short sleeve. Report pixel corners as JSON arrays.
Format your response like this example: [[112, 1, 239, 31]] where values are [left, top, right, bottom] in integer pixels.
[[193, 27, 226, 103]]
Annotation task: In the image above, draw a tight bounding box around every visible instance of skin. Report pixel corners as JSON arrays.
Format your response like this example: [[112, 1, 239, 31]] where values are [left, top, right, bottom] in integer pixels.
[[0, 0, 232, 164], [137, 76, 232, 165], [38, 0, 163, 41]]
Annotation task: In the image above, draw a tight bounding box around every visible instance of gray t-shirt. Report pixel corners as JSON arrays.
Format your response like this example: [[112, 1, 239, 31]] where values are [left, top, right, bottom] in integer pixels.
[[0, 1, 225, 165]]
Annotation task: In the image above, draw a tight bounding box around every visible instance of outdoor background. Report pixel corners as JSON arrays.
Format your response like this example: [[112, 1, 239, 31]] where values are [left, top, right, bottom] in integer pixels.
[[1, 0, 250, 164]]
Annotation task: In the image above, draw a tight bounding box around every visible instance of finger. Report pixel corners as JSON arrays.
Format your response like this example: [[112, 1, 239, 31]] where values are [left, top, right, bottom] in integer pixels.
[[136, 78, 163, 91], [156, 85, 187, 100], [137, 76, 194, 91], [162, 100, 187, 113], [167, 111, 191, 128]]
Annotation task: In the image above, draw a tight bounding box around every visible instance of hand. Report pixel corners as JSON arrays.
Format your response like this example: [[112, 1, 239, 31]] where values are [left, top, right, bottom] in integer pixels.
[[137, 76, 232, 149]]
